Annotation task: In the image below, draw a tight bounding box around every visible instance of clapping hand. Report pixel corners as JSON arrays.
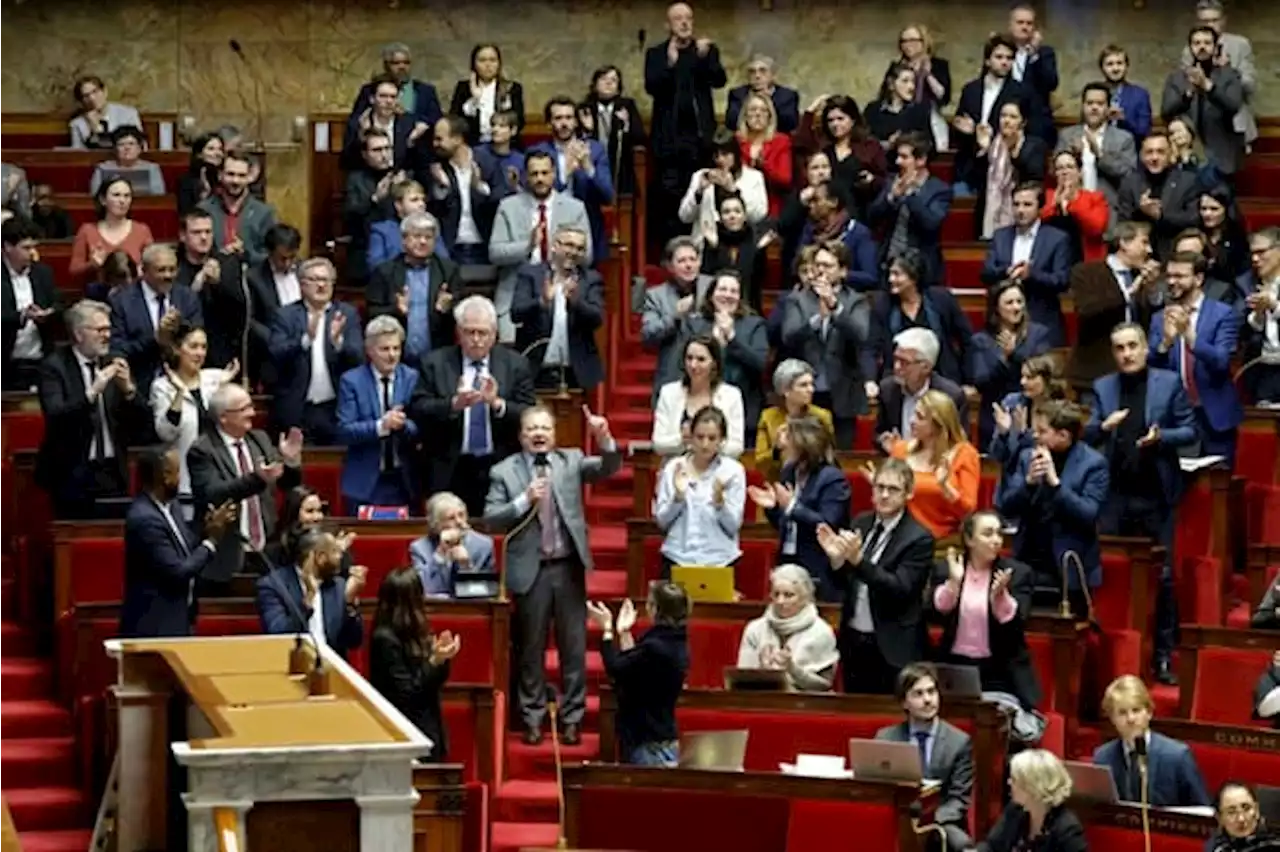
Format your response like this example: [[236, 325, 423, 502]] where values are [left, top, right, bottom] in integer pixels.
[[975, 123, 993, 151], [1101, 408, 1129, 433], [157, 308, 183, 342], [952, 114, 976, 136], [992, 402, 1013, 434], [990, 568, 1013, 599], [346, 565, 368, 602], [429, 630, 462, 664], [763, 645, 791, 670], [278, 427, 304, 463], [772, 482, 794, 509], [675, 294, 694, 316], [695, 37, 712, 57], [877, 428, 900, 454], [711, 477, 726, 507], [451, 376, 483, 411], [408, 121, 428, 144], [996, 328, 1019, 356], [1186, 64, 1208, 91], [434, 284, 453, 314], [480, 374, 501, 409], [336, 530, 357, 552], [382, 404, 407, 432], [1139, 190, 1162, 219], [219, 358, 240, 385], [329, 310, 347, 347], [747, 484, 777, 509], [111, 358, 135, 396], [203, 500, 238, 540], [946, 546, 965, 584], [585, 600, 615, 630], [1136, 424, 1161, 448], [616, 598, 637, 634]]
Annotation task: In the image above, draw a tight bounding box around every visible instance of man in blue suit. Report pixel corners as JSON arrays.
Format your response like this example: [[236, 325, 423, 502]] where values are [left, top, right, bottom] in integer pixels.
[[1148, 252, 1243, 466], [410, 491, 497, 597], [997, 401, 1109, 616], [980, 183, 1073, 345], [1094, 675, 1210, 807], [346, 42, 443, 131], [1084, 322, 1199, 683], [528, 97, 614, 266], [336, 315, 423, 515], [868, 134, 953, 287], [257, 527, 366, 659], [724, 56, 800, 134], [120, 447, 237, 638], [267, 257, 364, 444], [109, 243, 202, 404]]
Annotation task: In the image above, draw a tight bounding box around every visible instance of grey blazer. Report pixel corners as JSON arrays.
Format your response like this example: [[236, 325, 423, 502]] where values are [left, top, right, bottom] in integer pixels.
[[197, 195, 279, 267], [876, 719, 974, 841], [779, 287, 876, 418], [488, 191, 592, 342], [1055, 124, 1137, 215], [1161, 66, 1246, 175], [409, 530, 497, 597], [640, 276, 714, 393], [1181, 32, 1257, 143], [1, 163, 31, 217], [482, 445, 622, 596], [69, 103, 142, 149]]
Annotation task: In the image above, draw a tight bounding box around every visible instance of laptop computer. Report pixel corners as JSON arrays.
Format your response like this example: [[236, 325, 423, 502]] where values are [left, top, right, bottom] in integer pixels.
[[933, 663, 984, 699], [678, 730, 749, 771], [670, 565, 735, 603], [847, 739, 922, 783], [1064, 761, 1119, 803], [723, 667, 788, 692]]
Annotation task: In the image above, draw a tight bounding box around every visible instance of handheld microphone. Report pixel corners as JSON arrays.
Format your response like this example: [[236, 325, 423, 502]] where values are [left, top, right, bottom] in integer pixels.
[[228, 38, 266, 150], [533, 450, 550, 476]]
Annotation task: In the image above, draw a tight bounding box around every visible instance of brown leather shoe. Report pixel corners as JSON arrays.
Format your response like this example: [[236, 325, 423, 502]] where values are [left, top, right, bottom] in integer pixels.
[[522, 725, 544, 746], [561, 723, 581, 746]]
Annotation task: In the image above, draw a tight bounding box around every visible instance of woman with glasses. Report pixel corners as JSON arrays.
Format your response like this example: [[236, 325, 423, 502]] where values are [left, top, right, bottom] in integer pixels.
[[887, 25, 952, 153], [1208, 781, 1279, 851], [1042, 149, 1110, 265]]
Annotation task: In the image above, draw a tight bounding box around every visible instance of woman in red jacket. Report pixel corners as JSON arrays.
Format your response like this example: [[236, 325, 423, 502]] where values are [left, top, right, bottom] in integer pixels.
[[737, 92, 792, 219], [1042, 150, 1110, 264]]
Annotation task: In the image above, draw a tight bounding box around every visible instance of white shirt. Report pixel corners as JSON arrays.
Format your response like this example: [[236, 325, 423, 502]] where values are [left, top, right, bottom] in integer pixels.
[[463, 81, 498, 141], [450, 160, 484, 245], [460, 354, 492, 455], [1106, 254, 1138, 321], [141, 282, 169, 331], [76, 349, 115, 460], [852, 512, 904, 632], [304, 306, 337, 404], [1177, 293, 1205, 388], [1247, 277, 1280, 359], [544, 275, 572, 367], [273, 266, 301, 307], [1011, 221, 1040, 267], [980, 75, 1005, 125], [5, 261, 42, 361], [1013, 46, 1033, 83], [219, 429, 258, 543], [297, 567, 330, 653], [1080, 126, 1105, 191]]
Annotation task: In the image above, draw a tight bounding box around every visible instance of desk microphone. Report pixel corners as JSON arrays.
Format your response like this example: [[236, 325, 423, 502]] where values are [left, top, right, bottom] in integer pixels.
[[288, 632, 309, 675], [228, 38, 266, 150], [1134, 736, 1152, 852]]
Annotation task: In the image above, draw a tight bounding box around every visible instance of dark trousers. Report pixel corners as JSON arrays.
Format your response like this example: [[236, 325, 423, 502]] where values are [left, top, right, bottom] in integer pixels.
[[302, 400, 338, 446], [1193, 407, 1238, 469], [513, 556, 588, 728], [811, 391, 858, 450], [449, 453, 497, 519], [451, 242, 489, 265], [839, 629, 899, 695], [52, 459, 128, 520], [1100, 492, 1177, 660], [651, 141, 702, 247]]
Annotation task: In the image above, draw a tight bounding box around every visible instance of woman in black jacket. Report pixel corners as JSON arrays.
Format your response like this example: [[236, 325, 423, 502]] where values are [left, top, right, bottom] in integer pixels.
[[978, 749, 1087, 852], [176, 132, 224, 216], [869, 248, 974, 386], [369, 567, 461, 761], [448, 44, 525, 147], [587, 583, 690, 767], [264, 485, 353, 576]]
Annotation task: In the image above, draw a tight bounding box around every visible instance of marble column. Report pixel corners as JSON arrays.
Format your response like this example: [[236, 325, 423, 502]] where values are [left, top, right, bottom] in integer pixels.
[[183, 796, 253, 852], [356, 792, 419, 852], [111, 685, 171, 852]]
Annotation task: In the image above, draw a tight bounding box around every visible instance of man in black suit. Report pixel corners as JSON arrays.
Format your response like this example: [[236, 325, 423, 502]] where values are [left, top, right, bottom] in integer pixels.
[[119, 446, 236, 638], [1007, 3, 1060, 147], [511, 225, 606, 391], [867, 134, 954, 287], [341, 74, 431, 178], [342, 129, 408, 285], [819, 459, 934, 695], [367, 211, 459, 366], [874, 328, 970, 447], [109, 243, 203, 403], [175, 210, 248, 370], [951, 34, 1028, 195], [409, 294, 537, 516], [37, 299, 147, 519], [187, 383, 303, 592], [1116, 131, 1201, 260], [246, 223, 303, 390], [724, 55, 800, 134], [875, 663, 975, 850], [427, 115, 505, 263], [2, 217, 60, 391], [346, 42, 443, 130]]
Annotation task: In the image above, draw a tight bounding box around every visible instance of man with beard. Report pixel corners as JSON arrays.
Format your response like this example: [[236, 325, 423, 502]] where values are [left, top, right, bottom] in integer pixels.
[[197, 152, 277, 268], [256, 527, 368, 659], [528, 97, 614, 266], [1116, 132, 1200, 259], [1163, 24, 1246, 179], [427, 115, 504, 264], [176, 210, 248, 371], [343, 129, 408, 284]]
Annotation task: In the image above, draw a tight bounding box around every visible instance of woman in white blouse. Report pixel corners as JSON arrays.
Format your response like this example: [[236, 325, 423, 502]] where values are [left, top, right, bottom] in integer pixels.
[[678, 130, 768, 250], [448, 44, 525, 146], [737, 563, 839, 691], [654, 407, 746, 576], [651, 334, 745, 459], [151, 323, 239, 519]]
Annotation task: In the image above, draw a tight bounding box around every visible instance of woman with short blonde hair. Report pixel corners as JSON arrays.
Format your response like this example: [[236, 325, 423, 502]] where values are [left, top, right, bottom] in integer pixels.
[[736, 563, 838, 691], [976, 749, 1087, 851]]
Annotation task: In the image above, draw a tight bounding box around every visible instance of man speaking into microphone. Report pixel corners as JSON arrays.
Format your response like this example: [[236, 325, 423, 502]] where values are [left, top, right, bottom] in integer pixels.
[[484, 404, 621, 746]]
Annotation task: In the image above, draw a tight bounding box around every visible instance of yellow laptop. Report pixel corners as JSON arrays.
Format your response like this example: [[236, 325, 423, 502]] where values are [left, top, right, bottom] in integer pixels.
[[670, 565, 735, 603]]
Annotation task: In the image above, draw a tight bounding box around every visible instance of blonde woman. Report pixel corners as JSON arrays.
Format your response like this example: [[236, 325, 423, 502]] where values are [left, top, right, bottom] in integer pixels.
[[736, 564, 838, 691], [884, 389, 979, 539], [735, 92, 792, 218], [977, 749, 1087, 851]]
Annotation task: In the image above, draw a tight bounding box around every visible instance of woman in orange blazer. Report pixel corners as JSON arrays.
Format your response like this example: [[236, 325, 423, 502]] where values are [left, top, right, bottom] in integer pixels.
[[884, 389, 979, 540], [1042, 150, 1110, 265], [737, 92, 793, 219]]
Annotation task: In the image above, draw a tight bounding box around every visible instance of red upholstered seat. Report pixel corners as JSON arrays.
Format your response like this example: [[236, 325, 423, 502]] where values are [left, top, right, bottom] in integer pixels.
[[348, 534, 417, 595], [1190, 647, 1275, 725], [2, 410, 45, 453], [1236, 425, 1277, 486], [63, 539, 125, 608], [1178, 556, 1224, 626], [685, 618, 753, 689]]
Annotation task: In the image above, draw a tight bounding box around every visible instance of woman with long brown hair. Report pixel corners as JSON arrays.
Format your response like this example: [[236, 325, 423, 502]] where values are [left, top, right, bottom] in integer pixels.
[[449, 43, 525, 147], [370, 567, 462, 761], [969, 280, 1053, 446]]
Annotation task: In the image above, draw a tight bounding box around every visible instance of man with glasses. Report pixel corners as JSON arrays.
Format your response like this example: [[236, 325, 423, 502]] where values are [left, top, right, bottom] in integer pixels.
[[818, 458, 934, 695], [1241, 227, 1280, 403], [37, 299, 147, 519], [873, 327, 969, 450], [1179, 0, 1257, 153], [724, 55, 800, 135]]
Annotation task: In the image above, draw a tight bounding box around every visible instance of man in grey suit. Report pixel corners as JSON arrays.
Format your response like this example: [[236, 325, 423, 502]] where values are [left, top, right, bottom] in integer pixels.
[[483, 403, 621, 746], [198, 151, 279, 267], [1181, 0, 1257, 148], [410, 491, 497, 597], [1056, 83, 1137, 215], [1163, 25, 1246, 176], [488, 150, 592, 345], [640, 235, 712, 399], [875, 662, 974, 851]]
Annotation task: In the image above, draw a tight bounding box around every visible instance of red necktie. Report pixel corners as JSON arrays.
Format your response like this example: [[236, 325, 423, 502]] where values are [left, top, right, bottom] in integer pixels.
[[235, 440, 266, 549], [1182, 339, 1200, 405], [537, 202, 549, 262]]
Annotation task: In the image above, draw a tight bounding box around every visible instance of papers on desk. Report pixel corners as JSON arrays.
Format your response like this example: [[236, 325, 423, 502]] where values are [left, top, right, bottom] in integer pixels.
[[1258, 685, 1280, 719], [1160, 805, 1216, 817], [780, 753, 851, 779], [1180, 455, 1226, 472]]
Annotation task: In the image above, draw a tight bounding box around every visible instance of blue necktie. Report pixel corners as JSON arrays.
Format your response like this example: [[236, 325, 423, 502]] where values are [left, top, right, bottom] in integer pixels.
[[405, 266, 430, 357], [914, 731, 930, 776], [465, 360, 491, 456]]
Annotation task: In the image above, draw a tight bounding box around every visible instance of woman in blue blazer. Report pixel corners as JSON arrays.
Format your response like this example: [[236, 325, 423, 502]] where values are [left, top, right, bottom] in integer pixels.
[[747, 415, 851, 603], [987, 353, 1067, 507], [969, 280, 1053, 447]]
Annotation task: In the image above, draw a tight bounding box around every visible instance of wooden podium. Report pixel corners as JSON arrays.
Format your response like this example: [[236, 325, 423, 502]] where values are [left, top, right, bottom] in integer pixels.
[[107, 635, 440, 852]]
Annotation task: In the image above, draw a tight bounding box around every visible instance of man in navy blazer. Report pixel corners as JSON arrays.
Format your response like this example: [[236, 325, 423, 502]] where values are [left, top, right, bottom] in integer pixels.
[[950, 35, 1028, 193], [1148, 252, 1243, 465], [336, 315, 423, 514], [346, 43, 443, 131], [1094, 675, 1210, 807], [868, 135, 953, 286], [724, 56, 800, 134], [997, 401, 1109, 611], [120, 447, 236, 638], [257, 527, 366, 659], [267, 257, 364, 444], [528, 98, 615, 266], [1084, 323, 1199, 681], [980, 184, 1073, 345], [1007, 4, 1060, 146], [109, 244, 203, 404]]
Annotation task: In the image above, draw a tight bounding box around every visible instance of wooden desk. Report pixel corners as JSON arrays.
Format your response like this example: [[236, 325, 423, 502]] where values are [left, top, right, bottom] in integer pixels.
[[597, 687, 1008, 838], [1073, 799, 1214, 851], [563, 763, 934, 852]]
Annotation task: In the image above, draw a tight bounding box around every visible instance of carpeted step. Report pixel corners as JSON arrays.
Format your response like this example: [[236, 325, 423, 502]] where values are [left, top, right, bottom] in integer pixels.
[[15, 829, 96, 852], [493, 779, 561, 823], [505, 732, 601, 780], [1, 621, 37, 658], [611, 381, 653, 401], [544, 650, 604, 689], [589, 466, 633, 497], [5, 787, 90, 832], [0, 699, 72, 739], [0, 738, 78, 788], [586, 525, 625, 553], [1, 658, 54, 700], [490, 820, 562, 852], [584, 494, 631, 526], [583, 570, 627, 598]]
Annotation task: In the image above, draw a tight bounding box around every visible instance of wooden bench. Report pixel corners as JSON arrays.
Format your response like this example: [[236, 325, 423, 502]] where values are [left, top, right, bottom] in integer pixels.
[[1, 112, 179, 151], [3, 149, 190, 194]]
